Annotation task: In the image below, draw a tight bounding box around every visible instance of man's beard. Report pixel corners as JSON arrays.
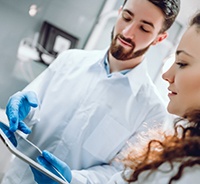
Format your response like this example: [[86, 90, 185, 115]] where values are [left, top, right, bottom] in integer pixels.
[[109, 29, 151, 61]]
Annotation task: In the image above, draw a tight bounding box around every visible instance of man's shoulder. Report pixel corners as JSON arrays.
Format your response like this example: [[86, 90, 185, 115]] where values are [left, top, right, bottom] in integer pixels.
[[61, 48, 106, 58], [50, 48, 107, 69]]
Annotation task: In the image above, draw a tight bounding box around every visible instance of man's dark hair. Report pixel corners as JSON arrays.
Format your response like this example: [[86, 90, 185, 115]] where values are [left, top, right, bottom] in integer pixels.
[[122, 0, 180, 32]]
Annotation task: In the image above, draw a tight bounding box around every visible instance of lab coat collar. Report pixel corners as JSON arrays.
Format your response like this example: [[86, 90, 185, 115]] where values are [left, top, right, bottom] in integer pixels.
[[89, 49, 150, 96], [126, 58, 150, 96], [88, 48, 109, 72], [93, 48, 132, 77]]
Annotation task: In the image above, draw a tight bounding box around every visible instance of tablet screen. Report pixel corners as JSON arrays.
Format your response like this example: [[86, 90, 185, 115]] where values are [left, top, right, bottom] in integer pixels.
[[0, 129, 69, 184], [14, 132, 41, 162]]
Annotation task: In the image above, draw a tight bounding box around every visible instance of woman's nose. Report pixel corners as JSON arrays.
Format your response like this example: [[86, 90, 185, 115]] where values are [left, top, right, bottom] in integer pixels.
[[162, 66, 174, 83]]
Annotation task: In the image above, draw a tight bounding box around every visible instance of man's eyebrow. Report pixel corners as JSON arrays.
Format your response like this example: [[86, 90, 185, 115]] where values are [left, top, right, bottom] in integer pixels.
[[176, 50, 193, 58], [123, 9, 134, 16], [142, 20, 154, 28], [123, 9, 154, 28]]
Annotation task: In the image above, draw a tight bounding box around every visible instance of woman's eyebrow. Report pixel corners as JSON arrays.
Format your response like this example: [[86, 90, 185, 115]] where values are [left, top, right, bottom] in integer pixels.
[[176, 50, 193, 58]]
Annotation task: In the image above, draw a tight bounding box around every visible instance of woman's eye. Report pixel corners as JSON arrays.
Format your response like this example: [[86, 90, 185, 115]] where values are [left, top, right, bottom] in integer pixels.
[[176, 62, 187, 68]]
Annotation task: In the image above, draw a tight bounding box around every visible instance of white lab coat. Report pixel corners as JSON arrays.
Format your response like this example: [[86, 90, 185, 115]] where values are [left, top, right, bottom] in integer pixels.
[[2, 48, 168, 184], [107, 163, 200, 184]]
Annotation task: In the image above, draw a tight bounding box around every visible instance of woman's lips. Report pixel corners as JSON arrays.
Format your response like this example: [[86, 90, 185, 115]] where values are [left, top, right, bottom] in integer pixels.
[[168, 90, 177, 97]]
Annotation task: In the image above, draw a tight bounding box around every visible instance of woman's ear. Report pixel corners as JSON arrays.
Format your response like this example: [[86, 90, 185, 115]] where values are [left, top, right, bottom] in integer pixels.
[[152, 32, 168, 45]]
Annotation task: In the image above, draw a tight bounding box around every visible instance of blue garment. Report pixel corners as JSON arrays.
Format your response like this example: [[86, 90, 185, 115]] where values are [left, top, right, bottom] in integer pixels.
[[104, 56, 130, 77], [2, 48, 168, 184]]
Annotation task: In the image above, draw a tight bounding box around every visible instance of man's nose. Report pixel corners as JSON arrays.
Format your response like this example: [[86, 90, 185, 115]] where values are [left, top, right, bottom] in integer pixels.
[[122, 22, 137, 40]]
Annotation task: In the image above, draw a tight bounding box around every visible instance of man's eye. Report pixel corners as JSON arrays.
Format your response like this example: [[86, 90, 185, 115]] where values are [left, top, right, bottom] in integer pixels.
[[122, 13, 131, 21], [141, 26, 150, 33]]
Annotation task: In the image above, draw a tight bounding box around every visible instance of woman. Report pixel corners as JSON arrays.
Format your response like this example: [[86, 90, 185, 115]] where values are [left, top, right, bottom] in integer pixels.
[[108, 11, 200, 184]]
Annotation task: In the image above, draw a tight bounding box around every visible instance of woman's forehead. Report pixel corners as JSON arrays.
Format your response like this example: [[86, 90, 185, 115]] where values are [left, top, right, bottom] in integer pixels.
[[177, 26, 200, 59]]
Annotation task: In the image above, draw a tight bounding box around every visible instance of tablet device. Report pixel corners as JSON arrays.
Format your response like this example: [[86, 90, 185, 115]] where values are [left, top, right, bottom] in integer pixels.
[[0, 129, 69, 184]]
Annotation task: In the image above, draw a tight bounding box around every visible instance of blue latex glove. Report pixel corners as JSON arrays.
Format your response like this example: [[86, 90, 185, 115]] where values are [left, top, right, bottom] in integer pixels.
[[0, 121, 17, 147], [31, 150, 72, 184], [6, 91, 38, 134]]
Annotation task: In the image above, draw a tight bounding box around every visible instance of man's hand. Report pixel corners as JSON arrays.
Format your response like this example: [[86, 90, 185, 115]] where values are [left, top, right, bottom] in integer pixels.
[[6, 91, 38, 134], [31, 150, 72, 184]]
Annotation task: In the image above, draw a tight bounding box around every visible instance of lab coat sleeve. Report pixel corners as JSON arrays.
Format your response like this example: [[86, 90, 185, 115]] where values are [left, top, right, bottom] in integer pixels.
[[70, 164, 119, 184], [23, 50, 71, 94], [22, 50, 73, 126]]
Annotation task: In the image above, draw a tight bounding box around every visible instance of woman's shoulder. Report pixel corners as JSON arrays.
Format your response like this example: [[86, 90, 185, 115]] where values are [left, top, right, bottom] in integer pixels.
[[107, 163, 200, 184], [173, 164, 200, 184], [107, 171, 128, 184]]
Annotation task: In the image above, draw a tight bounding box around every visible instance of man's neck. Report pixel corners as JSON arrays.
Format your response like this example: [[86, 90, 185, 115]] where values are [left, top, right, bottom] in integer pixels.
[[108, 52, 144, 73]]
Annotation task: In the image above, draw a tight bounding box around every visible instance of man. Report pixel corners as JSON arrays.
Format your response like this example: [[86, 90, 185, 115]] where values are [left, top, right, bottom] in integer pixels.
[[1, 0, 180, 183]]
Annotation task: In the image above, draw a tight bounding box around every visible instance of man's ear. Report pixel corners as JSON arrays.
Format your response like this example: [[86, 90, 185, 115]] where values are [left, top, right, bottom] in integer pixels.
[[118, 6, 123, 15], [152, 32, 168, 45]]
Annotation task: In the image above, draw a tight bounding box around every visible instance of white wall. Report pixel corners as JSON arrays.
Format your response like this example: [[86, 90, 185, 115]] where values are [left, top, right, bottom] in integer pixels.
[[0, 0, 107, 108]]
